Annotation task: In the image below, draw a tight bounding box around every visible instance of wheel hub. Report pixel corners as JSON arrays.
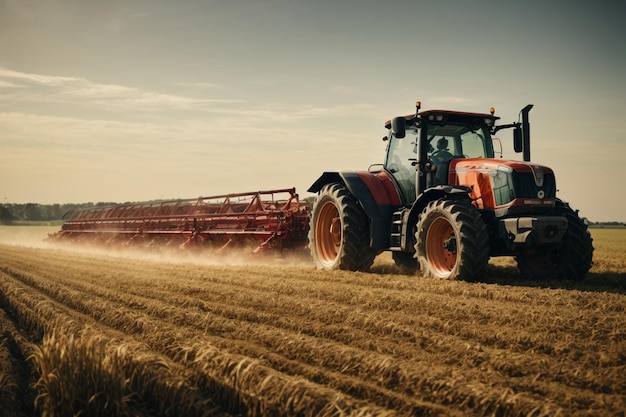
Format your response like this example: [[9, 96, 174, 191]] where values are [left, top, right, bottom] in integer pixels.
[[443, 237, 457, 253]]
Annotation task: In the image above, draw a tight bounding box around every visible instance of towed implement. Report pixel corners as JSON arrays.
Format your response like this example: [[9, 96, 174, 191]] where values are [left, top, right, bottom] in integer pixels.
[[48, 188, 310, 253]]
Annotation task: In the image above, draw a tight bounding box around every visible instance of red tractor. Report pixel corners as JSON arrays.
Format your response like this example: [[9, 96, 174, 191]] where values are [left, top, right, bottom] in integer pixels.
[[307, 102, 593, 281]]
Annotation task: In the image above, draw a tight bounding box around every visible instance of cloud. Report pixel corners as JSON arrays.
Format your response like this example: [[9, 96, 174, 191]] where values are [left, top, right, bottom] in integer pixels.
[[0, 67, 382, 127], [0, 80, 20, 88], [173, 82, 219, 89], [293, 103, 373, 117], [0, 66, 233, 112], [0, 67, 82, 87], [58, 83, 224, 110], [0, 71, 386, 205], [0, 109, 381, 204], [0, 67, 384, 181]]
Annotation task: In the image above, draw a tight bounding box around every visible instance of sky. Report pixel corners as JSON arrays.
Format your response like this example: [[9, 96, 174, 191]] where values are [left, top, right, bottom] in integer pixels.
[[1, 0, 625, 222]]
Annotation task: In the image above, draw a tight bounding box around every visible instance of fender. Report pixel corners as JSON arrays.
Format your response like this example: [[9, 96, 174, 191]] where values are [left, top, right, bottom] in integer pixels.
[[394, 185, 472, 251], [410, 184, 471, 212], [308, 171, 402, 249]]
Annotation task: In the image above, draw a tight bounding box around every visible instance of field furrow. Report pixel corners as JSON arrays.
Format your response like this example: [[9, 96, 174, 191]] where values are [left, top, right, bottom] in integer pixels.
[[0, 265, 407, 416], [0, 236, 625, 416], [0, 256, 461, 415]]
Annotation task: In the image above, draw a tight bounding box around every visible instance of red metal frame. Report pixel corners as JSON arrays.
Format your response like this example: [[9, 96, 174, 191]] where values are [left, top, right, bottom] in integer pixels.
[[49, 188, 310, 253]]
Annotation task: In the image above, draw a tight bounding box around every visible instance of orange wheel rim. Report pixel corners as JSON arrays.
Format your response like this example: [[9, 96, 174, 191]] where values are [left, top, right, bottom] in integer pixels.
[[425, 217, 457, 275], [315, 201, 341, 266]]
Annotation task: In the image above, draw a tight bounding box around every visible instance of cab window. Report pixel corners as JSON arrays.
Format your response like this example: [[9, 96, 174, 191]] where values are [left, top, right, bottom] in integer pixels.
[[460, 129, 489, 158], [384, 127, 418, 203]]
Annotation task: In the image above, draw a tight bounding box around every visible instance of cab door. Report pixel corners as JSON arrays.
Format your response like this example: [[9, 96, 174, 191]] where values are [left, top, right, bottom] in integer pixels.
[[384, 128, 418, 204]]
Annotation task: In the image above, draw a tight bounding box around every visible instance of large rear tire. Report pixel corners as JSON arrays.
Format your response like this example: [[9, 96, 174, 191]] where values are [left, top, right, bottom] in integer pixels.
[[415, 199, 489, 281], [516, 203, 593, 280], [308, 183, 376, 271]]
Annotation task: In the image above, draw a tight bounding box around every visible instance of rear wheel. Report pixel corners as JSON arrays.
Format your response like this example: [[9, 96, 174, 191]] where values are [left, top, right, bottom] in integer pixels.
[[415, 199, 489, 280], [516, 203, 593, 280], [309, 183, 376, 271]]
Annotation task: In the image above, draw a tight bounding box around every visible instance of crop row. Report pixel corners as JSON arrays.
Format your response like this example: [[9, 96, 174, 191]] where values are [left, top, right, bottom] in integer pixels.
[[0, 243, 625, 416], [0, 266, 400, 416], [0, 256, 451, 416]]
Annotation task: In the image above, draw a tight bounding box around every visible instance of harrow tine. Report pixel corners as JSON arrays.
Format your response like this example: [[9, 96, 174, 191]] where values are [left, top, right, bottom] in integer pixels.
[[253, 233, 279, 254], [216, 239, 235, 253]]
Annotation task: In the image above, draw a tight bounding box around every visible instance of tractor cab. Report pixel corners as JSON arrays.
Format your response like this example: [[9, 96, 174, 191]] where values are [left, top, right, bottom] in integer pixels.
[[384, 105, 498, 204]]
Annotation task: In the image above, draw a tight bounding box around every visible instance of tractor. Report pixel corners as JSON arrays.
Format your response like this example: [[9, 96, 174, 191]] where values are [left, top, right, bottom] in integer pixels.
[[307, 102, 593, 281]]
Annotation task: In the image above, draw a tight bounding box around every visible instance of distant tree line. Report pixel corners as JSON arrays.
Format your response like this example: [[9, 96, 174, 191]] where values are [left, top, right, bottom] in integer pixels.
[[0, 202, 117, 224], [588, 221, 626, 228]]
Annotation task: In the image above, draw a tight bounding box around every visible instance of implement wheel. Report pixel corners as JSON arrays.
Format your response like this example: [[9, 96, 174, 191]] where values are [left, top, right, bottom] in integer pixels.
[[309, 183, 376, 271], [416, 199, 489, 280]]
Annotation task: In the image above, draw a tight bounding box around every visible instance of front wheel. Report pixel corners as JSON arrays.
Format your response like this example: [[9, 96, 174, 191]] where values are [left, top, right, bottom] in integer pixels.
[[516, 203, 593, 280], [415, 199, 489, 280], [308, 183, 376, 271]]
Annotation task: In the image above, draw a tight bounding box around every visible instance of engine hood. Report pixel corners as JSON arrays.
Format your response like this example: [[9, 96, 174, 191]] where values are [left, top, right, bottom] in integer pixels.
[[449, 158, 556, 211], [449, 158, 554, 175]]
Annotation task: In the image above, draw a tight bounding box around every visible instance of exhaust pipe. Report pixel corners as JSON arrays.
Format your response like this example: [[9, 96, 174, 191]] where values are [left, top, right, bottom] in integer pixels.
[[521, 104, 533, 161]]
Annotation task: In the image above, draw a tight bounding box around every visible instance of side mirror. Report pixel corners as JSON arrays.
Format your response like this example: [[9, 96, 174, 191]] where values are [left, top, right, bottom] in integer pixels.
[[391, 117, 406, 138], [513, 127, 523, 153]]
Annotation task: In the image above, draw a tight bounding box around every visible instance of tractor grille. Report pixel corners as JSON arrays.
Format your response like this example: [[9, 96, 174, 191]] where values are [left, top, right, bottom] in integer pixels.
[[513, 172, 556, 199]]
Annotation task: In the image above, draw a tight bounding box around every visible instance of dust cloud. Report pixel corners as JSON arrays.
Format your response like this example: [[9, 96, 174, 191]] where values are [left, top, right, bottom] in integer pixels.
[[0, 225, 313, 269], [0, 225, 59, 248]]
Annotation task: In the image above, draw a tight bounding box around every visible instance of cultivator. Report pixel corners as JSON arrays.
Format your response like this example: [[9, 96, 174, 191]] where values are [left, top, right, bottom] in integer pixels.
[[48, 188, 310, 253]]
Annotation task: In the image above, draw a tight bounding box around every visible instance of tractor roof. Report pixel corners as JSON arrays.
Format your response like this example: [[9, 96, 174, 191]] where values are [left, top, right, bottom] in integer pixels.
[[384, 109, 499, 129]]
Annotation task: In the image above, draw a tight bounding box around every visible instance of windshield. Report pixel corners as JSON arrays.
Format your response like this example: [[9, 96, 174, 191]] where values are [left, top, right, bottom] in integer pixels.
[[425, 122, 494, 159]]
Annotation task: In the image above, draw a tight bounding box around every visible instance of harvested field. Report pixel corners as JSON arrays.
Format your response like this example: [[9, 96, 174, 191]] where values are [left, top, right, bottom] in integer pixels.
[[0, 226, 624, 416]]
